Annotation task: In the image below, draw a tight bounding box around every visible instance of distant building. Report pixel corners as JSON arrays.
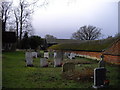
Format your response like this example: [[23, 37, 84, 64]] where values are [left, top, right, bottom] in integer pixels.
[[46, 39, 85, 47], [2, 20, 16, 51]]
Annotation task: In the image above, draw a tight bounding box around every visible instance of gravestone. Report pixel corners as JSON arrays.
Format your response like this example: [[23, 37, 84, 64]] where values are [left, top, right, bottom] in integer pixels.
[[32, 52, 37, 58], [25, 52, 33, 66], [68, 53, 75, 60], [54, 52, 57, 58], [64, 52, 70, 58], [62, 63, 75, 72], [54, 51, 63, 67], [40, 58, 48, 67], [93, 67, 107, 88], [44, 52, 49, 59]]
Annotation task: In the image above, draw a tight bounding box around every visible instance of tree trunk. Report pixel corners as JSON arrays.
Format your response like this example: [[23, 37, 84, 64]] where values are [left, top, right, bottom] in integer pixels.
[[20, 5, 23, 41]]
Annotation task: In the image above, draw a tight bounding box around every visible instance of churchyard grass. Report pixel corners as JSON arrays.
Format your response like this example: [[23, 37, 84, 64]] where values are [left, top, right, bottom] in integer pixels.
[[2, 51, 120, 88]]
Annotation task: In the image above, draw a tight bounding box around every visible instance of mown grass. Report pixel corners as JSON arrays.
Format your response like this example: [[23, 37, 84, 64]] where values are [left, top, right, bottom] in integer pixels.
[[2, 51, 120, 88]]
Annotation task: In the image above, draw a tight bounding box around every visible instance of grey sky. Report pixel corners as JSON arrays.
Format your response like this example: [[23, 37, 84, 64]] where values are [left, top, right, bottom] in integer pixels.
[[32, 0, 119, 39]]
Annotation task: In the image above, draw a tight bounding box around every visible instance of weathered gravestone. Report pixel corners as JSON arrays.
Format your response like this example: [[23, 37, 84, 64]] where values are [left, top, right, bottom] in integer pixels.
[[32, 52, 37, 58], [25, 52, 33, 66], [44, 52, 49, 59], [40, 58, 48, 67], [62, 63, 75, 72], [93, 67, 107, 88], [54, 51, 63, 67]]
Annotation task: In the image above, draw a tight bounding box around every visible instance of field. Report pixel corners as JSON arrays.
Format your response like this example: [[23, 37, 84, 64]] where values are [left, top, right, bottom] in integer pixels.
[[2, 51, 120, 88]]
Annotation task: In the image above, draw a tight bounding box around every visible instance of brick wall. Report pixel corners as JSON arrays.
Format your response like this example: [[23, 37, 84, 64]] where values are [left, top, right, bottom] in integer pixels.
[[65, 51, 102, 60], [64, 38, 120, 65], [104, 55, 120, 65], [65, 51, 120, 65]]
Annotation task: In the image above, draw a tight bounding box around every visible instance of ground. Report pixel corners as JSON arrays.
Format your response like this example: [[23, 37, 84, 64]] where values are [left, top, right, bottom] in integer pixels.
[[2, 51, 120, 88]]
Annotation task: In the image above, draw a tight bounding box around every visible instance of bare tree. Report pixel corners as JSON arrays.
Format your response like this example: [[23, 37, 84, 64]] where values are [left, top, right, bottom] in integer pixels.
[[45, 34, 57, 41], [71, 25, 101, 40], [13, 0, 48, 41], [13, 8, 20, 41], [1, 0, 12, 31]]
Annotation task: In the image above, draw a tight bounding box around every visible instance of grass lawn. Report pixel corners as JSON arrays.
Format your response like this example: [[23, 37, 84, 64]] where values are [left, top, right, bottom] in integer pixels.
[[2, 51, 120, 88]]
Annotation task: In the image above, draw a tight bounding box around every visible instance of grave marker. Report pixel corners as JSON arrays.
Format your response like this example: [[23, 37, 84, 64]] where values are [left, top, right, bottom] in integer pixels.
[[62, 63, 75, 72], [25, 52, 33, 66], [40, 58, 48, 67], [54, 51, 63, 67], [93, 67, 107, 88], [32, 52, 37, 58], [68, 53, 75, 60], [44, 52, 49, 59]]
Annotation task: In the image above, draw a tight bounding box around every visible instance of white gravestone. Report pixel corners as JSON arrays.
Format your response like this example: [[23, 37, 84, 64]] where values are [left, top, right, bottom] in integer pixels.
[[54, 51, 63, 67], [40, 58, 48, 67], [32, 52, 37, 58], [54, 52, 57, 58], [68, 53, 75, 60], [44, 52, 49, 59], [64, 52, 70, 58], [25, 52, 33, 66]]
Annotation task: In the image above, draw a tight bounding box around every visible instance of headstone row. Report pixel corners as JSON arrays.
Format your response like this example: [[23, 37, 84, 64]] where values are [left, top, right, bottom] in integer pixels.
[[25, 51, 64, 67]]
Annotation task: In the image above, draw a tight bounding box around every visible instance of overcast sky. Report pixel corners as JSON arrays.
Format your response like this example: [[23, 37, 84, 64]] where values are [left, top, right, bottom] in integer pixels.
[[26, 0, 119, 39]]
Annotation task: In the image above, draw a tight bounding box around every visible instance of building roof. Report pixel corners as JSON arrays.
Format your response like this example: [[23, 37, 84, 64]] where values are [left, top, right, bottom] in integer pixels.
[[103, 38, 120, 56], [49, 37, 119, 53], [46, 39, 85, 44]]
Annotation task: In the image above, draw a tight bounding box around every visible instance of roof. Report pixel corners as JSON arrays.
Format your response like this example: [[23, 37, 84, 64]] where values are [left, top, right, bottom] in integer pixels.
[[46, 39, 85, 44], [48, 37, 119, 52], [103, 38, 120, 56]]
